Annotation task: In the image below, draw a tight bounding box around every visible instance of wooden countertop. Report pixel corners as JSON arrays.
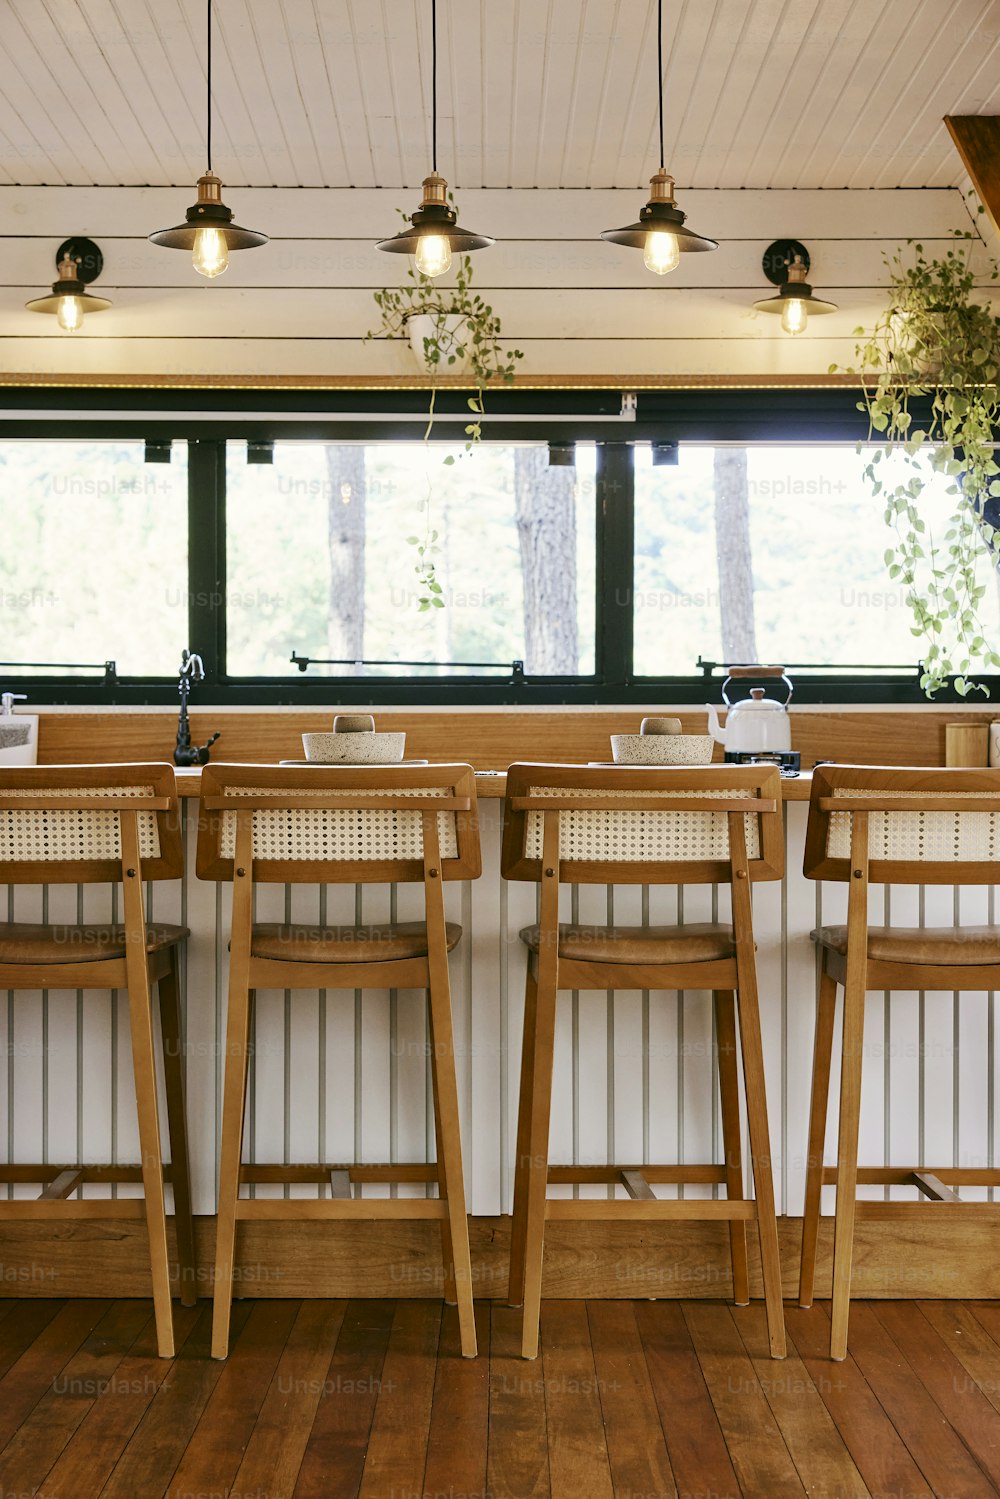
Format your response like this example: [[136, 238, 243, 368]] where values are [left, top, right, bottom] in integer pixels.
[[174, 766, 813, 801]]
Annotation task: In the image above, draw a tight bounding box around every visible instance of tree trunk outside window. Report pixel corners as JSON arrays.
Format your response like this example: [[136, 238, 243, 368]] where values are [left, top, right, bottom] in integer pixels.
[[514, 447, 579, 674], [326, 445, 366, 674], [713, 447, 758, 663]]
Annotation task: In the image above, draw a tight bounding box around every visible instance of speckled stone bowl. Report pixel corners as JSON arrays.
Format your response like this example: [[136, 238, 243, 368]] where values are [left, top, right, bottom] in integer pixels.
[[302, 731, 406, 764], [610, 733, 715, 766]]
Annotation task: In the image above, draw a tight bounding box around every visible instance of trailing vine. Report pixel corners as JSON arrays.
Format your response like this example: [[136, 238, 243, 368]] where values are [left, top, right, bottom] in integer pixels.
[[846, 210, 1000, 696], [367, 219, 523, 610]]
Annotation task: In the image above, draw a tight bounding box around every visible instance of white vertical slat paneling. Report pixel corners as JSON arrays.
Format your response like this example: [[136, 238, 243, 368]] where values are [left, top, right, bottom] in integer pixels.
[[3, 802, 1000, 1229]]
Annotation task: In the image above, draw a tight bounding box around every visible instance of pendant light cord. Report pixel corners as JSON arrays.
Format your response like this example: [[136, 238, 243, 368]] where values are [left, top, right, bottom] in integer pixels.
[[431, 0, 438, 172], [657, 0, 664, 169], [206, 0, 213, 173]]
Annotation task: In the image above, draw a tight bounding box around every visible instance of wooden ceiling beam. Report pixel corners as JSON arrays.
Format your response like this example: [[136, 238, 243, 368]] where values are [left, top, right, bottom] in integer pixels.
[[944, 115, 1000, 237]]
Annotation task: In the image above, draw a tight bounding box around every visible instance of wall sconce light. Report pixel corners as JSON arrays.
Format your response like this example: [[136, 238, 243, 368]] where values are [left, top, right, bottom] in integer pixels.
[[547, 442, 576, 467], [247, 440, 275, 465], [144, 440, 173, 464], [651, 440, 679, 466], [752, 240, 837, 336], [25, 239, 112, 333]]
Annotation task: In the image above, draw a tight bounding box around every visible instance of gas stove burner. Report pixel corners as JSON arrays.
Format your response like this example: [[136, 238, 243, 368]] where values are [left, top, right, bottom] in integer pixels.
[[723, 749, 801, 776]]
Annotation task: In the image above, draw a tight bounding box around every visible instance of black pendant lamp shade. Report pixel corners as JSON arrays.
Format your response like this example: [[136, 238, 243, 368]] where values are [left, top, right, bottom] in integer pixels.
[[148, 0, 266, 276], [752, 240, 838, 335], [376, 0, 493, 275], [25, 238, 112, 332], [602, 1, 717, 272]]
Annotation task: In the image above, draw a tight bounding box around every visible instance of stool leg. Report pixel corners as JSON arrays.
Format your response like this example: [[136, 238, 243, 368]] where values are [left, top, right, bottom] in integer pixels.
[[830, 973, 865, 1361], [427, 996, 457, 1306], [508, 965, 538, 1308], [211, 975, 253, 1360], [426, 959, 477, 1358], [714, 990, 749, 1305], [158, 946, 197, 1307], [125, 960, 175, 1358], [519, 962, 557, 1360], [734, 979, 786, 1359], [799, 964, 837, 1308]]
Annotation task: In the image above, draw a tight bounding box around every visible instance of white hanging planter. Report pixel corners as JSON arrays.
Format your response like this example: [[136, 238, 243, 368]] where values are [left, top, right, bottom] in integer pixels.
[[405, 312, 473, 374]]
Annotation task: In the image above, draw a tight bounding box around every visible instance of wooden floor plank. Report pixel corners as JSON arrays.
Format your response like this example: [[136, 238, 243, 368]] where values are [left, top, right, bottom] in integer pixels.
[[825, 1302, 994, 1499], [230, 1300, 347, 1499], [586, 1300, 677, 1499], [784, 1305, 932, 1499], [292, 1299, 396, 1499], [732, 1304, 869, 1498], [921, 1301, 1000, 1418], [166, 1299, 301, 1499], [0, 1300, 107, 1449], [422, 1300, 491, 1499], [0, 1298, 64, 1379], [0, 1299, 153, 1496], [870, 1300, 1000, 1490], [100, 1300, 255, 1499], [635, 1300, 741, 1499], [683, 1301, 806, 1496], [35, 1303, 202, 1499], [356, 1300, 442, 1499], [487, 1303, 551, 1499], [539, 1300, 615, 1499]]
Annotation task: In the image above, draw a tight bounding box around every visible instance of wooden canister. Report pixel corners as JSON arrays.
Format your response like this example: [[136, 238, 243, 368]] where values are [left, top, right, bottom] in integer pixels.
[[944, 722, 989, 767]]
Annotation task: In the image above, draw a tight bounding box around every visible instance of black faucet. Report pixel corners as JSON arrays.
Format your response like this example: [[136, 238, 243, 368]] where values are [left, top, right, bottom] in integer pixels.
[[174, 649, 221, 767]]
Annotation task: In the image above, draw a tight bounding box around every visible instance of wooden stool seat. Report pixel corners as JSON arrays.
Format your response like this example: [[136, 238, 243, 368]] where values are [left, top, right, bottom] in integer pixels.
[[503, 764, 787, 1362], [0, 920, 188, 964], [250, 919, 462, 963], [519, 920, 736, 964], [812, 922, 1000, 966]]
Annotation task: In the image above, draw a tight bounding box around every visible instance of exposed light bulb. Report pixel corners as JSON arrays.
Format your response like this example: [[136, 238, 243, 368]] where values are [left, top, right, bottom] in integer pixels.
[[192, 227, 229, 278], [781, 297, 808, 335], [414, 234, 452, 278], [643, 231, 680, 276], [57, 296, 83, 333]]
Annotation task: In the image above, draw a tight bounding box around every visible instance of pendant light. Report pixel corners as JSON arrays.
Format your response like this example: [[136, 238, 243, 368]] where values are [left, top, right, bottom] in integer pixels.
[[602, 0, 717, 273], [375, 0, 493, 277], [25, 239, 112, 333], [148, 0, 267, 277], [752, 240, 838, 336]]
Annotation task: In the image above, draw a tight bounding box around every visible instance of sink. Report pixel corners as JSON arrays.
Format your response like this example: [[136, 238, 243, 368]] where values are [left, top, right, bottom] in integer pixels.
[[0, 717, 38, 766]]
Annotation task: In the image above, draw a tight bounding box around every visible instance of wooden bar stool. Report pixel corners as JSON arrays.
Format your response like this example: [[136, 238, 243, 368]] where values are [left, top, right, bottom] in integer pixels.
[[799, 765, 1000, 1360], [198, 762, 481, 1360], [0, 764, 195, 1358], [501, 763, 787, 1361]]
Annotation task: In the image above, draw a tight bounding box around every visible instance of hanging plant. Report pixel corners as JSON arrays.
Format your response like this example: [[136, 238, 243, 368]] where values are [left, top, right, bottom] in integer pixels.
[[846, 211, 1000, 696], [367, 232, 523, 610]]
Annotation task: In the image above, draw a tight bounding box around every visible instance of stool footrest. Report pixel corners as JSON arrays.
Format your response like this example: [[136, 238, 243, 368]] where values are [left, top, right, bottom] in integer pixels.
[[236, 1198, 449, 1221], [546, 1198, 755, 1221], [820, 1165, 1000, 1188], [238, 1162, 438, 1185], [546, 1164, 728, 1185], [0, 1162, 174, 1186]]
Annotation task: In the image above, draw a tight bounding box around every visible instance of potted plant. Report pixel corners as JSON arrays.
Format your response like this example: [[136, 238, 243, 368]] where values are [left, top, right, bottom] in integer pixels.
[[367, 225, 523, 610], [847, 211, 1000, 696]]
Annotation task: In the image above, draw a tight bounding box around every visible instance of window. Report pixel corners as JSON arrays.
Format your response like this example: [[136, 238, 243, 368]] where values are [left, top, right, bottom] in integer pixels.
[[0, 387, 990, 704], [0, 440, 188, 678], [633, 443, 989, 677], [225, 440, 596, 678]]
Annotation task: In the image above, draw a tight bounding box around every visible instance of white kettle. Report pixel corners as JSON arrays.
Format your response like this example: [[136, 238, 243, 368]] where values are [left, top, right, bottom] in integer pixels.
[[706, 667, 793, 756]]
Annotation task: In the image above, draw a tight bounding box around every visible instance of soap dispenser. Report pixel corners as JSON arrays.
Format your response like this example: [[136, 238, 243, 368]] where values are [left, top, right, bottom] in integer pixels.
[[0, 692, 39, 766]]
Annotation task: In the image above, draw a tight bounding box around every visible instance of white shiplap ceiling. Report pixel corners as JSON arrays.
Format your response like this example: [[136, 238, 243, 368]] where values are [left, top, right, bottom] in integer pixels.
[[0, 0, 997, 190]]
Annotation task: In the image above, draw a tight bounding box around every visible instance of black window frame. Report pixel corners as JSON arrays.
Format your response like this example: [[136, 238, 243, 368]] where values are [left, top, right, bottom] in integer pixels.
[[1, 384, 993, 706]]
